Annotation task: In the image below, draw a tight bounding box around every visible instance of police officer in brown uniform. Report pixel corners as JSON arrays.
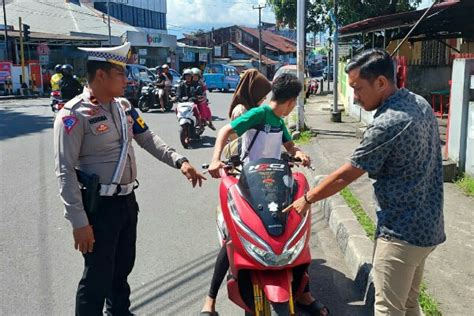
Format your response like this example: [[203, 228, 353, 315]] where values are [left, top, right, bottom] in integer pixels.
[[54, 43, 206, 315]]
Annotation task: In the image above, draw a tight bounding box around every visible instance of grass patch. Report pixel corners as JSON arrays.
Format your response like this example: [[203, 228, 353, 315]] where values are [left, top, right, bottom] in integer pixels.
[[456, 174, 474, 197], [340, 187, 443, 315], [419, 282, 442, 316], [294, 130, 313, 145], [340, 187, 376, 240]]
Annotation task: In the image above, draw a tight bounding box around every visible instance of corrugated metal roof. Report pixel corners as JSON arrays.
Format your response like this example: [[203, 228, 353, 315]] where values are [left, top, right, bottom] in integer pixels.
[[1, 0, 139, 38], [238, 26, 296, 54], [339, 1, 462, 36], [229, 42, 278, 65]]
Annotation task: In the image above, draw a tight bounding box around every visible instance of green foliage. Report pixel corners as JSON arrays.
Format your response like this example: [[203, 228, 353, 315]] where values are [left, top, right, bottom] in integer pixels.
[[267, 0, 422, 34], [340, 188, 376, 240], [419, 282, 443, 316], [456, 174, 474, 197], [294, 130, 313, 145]]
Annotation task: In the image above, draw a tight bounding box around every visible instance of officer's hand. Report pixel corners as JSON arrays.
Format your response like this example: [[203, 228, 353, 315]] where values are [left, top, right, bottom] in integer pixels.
[[73, 225, 95, 254], [181, 162, 207, 187], [208, 159, 226, 179]]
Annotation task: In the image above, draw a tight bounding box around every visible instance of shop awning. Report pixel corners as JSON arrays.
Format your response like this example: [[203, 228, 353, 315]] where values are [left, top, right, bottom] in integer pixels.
[[339, 0, 474, 41]]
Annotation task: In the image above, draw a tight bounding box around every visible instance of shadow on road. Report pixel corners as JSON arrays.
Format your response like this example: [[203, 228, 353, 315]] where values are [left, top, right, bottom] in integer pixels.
[[130, 249, 218, 314], [186, 135, 216, 150], [0, 108, 53, 140], [308, 211, 373, 316]]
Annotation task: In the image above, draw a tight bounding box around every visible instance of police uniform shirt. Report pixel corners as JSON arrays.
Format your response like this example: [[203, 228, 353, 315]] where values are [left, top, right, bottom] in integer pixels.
[[54, 87, 185, 229]]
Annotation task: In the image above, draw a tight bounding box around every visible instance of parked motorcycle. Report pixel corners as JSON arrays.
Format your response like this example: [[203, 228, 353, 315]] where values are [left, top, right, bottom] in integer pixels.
[[205, 155, 313, 315], [176, 98, 205, 148], [138, 83, 174, 113], [308, 78, 319, 96]]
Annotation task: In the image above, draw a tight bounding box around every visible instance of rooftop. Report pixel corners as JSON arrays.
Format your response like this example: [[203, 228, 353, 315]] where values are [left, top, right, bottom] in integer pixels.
[[0, 0, 139, 40]]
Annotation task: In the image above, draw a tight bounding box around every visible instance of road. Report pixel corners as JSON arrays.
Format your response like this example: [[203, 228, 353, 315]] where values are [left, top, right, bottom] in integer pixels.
[[0, 94, 369, 315]]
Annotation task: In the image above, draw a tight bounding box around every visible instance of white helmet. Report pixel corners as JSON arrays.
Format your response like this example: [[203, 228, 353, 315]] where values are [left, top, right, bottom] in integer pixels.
[[183, 68, 193, 76], [191, 67, 201, 77], [161, 64, 169, 69]]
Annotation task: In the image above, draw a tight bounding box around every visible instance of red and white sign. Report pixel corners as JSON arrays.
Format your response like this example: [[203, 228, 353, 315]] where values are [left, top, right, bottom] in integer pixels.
[[37, 43, 50, 56], [0, 62, 12, 82]]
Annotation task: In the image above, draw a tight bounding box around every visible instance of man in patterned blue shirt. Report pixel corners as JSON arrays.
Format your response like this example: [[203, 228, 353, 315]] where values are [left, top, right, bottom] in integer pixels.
[[289, 49, 445, 316]]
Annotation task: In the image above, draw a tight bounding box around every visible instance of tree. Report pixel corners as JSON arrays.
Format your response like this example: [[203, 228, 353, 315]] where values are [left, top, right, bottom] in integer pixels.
[[267, 0, 422, 34]]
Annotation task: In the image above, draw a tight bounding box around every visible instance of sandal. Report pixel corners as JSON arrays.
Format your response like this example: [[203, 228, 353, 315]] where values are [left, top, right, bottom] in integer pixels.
[[199, 312, 219, 316], [296, 300, 330, 315]]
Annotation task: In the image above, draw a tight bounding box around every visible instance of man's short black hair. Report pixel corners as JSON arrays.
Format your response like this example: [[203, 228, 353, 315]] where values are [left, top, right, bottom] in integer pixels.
[[345, 49, 395, 83], [271, 73, 302, 103], [86, 61, 124, 82]]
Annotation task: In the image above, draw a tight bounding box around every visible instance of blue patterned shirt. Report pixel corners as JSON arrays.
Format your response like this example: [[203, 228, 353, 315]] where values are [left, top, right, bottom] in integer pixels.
[[350, 88, 446, 247]]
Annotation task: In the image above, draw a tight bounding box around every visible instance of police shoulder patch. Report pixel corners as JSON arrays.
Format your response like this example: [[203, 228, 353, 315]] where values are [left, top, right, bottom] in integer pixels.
[[129, 107, 148, 134], [62, 115, 78, 134]]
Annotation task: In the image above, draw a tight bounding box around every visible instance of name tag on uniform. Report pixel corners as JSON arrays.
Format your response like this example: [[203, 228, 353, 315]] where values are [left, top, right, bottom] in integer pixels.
[[88, 115, 108, 124]]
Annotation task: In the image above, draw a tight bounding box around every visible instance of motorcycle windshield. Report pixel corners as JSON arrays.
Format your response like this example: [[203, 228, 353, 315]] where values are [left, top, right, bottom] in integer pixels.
[[237, 158, 296, 236]]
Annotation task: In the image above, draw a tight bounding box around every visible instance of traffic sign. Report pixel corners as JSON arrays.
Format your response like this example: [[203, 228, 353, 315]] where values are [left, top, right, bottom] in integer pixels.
[[37, 43, 50, 56]]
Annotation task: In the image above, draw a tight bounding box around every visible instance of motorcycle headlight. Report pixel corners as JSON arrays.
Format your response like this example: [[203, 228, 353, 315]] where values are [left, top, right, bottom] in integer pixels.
[[239, 232, 307, 267], [228, 190, 309, 267]]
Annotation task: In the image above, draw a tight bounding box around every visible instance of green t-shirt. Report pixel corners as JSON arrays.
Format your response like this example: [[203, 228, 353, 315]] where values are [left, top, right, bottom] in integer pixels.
[[230, 105, 292, 162]]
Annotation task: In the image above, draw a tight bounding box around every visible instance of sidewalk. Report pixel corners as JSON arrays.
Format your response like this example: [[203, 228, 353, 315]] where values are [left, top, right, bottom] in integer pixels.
[[301, 94, 474, 315]]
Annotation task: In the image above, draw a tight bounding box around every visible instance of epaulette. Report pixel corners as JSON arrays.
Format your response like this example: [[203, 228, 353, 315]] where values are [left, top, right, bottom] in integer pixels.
[[64, 94, 84, 111], [116, 97, 132, 111]]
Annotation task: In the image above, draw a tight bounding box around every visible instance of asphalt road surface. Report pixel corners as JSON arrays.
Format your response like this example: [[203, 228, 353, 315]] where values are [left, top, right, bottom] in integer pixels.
[[0, 93, 369, 315]]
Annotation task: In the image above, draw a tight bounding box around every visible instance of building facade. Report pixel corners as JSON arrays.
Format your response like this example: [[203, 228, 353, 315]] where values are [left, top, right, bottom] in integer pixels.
[[179, 25, 296, 78], [88, 0, 168, 33]]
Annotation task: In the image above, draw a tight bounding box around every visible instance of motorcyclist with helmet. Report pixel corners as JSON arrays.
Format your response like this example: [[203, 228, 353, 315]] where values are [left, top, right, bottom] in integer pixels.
[[50, 64, 63, 92], [59, 64, 83, 101], [191, 67, 215, 130]]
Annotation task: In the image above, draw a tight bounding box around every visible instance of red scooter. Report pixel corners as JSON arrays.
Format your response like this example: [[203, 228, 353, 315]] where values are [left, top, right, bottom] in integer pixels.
[[210, 155, 312, 315]]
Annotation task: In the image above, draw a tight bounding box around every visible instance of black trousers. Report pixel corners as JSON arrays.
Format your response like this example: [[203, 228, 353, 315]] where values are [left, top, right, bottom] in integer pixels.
[[75, 192, 139, 316]]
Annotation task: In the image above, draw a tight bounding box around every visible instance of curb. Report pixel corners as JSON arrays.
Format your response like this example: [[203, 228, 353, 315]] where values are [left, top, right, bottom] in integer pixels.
[[0, 95, 47, 100], [311, 175, 375, 306]]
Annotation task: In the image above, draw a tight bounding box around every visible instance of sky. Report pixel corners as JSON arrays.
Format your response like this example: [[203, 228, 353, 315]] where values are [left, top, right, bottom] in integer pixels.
[[166, 0, 274, 38], [167, 0, 436, 39]]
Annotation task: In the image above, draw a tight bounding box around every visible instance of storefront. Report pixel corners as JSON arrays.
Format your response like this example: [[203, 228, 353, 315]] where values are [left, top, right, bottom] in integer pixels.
[[126, 31, 177, 68]]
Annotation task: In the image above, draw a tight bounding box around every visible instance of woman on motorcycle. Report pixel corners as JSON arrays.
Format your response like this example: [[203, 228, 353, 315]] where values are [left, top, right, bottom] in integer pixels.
[[200, 72, 329, 316], [191, 67, 216, 130]]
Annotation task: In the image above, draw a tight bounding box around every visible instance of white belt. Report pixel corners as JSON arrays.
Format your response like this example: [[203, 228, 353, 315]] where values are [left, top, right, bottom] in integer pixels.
[[100, 183, 135, 196]]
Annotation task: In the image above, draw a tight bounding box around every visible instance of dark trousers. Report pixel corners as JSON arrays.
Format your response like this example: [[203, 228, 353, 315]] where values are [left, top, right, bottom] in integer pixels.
[[75, 192, 139, 316]]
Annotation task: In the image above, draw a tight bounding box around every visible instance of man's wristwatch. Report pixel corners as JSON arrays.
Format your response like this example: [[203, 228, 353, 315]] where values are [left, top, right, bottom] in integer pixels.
[[176, 157, 189, 169]]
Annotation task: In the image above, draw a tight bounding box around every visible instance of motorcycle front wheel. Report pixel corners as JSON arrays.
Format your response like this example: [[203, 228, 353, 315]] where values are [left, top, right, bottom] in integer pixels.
[[138, 97, 150, 113], [244, 301, 290, 316], [179, 123, 190, 149]]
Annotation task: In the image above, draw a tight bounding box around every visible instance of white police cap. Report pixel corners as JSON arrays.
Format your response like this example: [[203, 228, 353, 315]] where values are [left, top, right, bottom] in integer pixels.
[[78, 42, 131, 67]]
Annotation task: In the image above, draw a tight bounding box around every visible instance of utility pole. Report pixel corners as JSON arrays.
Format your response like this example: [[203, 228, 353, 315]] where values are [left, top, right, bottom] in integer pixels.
[[330, 0, 341, 122], [253, 3, 266, 72], [296, 0, 305, 130], [18, 17, 26, 92], [2, 0, 9, 60], [106, 0, 111, 45]]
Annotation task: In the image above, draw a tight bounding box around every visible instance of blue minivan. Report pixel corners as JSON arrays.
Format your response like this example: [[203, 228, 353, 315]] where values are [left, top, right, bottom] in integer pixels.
[[203, 64, 240, 92]]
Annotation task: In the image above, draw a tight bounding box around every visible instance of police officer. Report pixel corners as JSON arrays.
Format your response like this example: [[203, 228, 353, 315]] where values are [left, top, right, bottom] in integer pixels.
[[54, 42, 206, 315]]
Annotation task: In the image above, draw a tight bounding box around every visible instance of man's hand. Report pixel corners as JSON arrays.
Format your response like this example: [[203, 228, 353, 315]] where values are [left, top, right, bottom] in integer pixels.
[[73, 225, 95, 254], [181, 162, 207, 187], [283, 196, 312, 216], [208, 159, 226, 179], [294, 150, 311, 167]]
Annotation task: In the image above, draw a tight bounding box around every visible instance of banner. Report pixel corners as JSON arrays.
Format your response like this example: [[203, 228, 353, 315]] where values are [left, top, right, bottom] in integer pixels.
[[0, 62, 12, 82]]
